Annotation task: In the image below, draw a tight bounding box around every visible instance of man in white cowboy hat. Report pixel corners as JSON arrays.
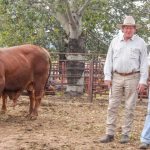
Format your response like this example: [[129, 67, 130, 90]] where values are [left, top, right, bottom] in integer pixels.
[[100, 16, 148, 144]]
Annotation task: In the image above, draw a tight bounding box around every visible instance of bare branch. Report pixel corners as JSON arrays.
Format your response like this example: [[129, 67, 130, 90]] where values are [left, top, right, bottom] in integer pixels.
[[77, 0, 91, 16], [64, 0, 77, 30], [69, 0, 77, 12], [55, 13, 70, 34]]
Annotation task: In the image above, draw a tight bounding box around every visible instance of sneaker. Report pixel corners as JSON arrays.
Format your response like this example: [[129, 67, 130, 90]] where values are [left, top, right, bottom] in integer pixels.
[[139, 142, 149, 149], [99, 134, 114, 143], [120, 134, 130, 144]]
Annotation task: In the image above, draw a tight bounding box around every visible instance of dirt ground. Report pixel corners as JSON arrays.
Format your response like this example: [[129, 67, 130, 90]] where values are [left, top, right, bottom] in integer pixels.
[[0, 94, 148, 150]]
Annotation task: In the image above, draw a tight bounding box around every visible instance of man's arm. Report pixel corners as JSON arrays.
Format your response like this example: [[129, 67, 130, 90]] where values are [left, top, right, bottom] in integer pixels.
[[139, 42, 148, 85], [137, 42, 148, 93], [104, 41, 113, 88]]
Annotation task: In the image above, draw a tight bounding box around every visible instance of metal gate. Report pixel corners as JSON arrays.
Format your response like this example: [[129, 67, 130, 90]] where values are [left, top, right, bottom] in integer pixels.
[[46, 52, 148, 102]]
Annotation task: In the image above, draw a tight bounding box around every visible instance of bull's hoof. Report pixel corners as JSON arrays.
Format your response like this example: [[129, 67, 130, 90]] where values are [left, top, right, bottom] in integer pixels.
[[0, 110, 6, 114], [11, 102, 17, 109], [25, 113, 38, 120], [29, 115, 37, 120]]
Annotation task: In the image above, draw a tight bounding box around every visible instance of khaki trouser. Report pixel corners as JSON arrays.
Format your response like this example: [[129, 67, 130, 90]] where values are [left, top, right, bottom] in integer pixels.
[[106, 73, 140, 136]]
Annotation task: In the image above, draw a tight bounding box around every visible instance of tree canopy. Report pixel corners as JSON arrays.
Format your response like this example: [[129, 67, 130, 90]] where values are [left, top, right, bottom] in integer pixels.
[[0, 0, 149, 53]]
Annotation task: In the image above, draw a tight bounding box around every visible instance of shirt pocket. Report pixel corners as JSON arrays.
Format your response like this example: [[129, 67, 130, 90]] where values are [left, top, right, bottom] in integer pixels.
[[113, 48, 121, 58], [130, 48, 140, 59]]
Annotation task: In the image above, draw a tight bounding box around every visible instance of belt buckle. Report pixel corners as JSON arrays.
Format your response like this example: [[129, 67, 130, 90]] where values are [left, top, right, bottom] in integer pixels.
[[121, 73, 125, 76]]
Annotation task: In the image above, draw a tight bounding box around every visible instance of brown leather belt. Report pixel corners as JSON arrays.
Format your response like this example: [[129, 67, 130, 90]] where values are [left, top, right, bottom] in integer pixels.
[[114, 71, 140, 76]]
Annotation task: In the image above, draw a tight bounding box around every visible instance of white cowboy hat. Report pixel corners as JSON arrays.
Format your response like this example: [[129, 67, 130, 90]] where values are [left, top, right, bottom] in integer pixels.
[[117, 16, 142, 29]]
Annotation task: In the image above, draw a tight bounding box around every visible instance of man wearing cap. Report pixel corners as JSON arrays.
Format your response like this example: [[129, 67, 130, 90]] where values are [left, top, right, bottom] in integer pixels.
[[100, 16, 148, 144]]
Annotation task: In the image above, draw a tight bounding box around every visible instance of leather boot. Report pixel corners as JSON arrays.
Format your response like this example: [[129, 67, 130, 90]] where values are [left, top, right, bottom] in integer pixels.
[[139, 142, 149, 149], [120, 135, 130, 144], [99, 134, 114, 143]]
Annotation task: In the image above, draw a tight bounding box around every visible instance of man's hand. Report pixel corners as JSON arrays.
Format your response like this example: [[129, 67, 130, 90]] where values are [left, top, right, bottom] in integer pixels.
[[104, 80, 112, 89], [137, 84, 147, 94]]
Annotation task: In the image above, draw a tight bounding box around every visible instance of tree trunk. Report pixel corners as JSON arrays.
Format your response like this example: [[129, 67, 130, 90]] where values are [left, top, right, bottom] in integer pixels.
[[66, 36, 85, 96]]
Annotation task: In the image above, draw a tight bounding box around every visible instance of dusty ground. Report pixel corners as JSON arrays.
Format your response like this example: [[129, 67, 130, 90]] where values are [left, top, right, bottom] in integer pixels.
[[0, 94, 148, 150]]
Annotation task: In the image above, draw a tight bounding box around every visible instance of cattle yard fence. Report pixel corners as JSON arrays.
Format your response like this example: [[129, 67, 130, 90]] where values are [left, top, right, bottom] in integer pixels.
[[45, 52, 149, 102]]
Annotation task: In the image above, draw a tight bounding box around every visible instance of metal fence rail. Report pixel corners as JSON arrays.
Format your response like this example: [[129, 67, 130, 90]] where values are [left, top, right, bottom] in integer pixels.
[[46, 52, 108, 101], [46, 52, 148, 101]]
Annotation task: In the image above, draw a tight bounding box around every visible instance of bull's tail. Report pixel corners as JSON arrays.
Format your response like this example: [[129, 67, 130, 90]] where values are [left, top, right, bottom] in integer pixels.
[[42, 48, 51, 90], [45, 57, 51, 90]]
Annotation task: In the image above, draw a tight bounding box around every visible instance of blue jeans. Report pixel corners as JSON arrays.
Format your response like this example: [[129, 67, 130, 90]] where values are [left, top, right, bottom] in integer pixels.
[[140, 89, 150, 144]]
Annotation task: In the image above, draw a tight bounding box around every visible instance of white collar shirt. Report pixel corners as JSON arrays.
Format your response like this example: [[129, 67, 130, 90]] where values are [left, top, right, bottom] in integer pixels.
[[104, 34, 148, 85]]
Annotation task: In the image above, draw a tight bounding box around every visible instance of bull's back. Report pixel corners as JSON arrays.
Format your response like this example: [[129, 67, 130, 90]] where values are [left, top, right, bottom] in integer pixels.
[[0, 44, 50, 72], [0, 44, 50, 91]]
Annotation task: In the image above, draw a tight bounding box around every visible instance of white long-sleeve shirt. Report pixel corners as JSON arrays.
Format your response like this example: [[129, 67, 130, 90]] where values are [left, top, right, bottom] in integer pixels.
[[148, 53, 150, 65], [104, 34, 148, 85]]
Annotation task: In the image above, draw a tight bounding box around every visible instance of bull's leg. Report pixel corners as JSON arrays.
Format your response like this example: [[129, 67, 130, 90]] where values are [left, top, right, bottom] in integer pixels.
[[31, 89, 44, 117], [12, 98, 17, 109], [0, 76, 5, 113], [1, 93, 7, 113], [29, 72, 48, 118], [27, 90, 35, 115], [31, 73, 48, 117], [10, 91, 20, 109]]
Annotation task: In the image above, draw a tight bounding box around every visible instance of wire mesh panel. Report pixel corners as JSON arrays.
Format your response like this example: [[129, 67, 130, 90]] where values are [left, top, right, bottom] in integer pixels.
[[46, 52, 148, 101], [46, 52, 109, 101]]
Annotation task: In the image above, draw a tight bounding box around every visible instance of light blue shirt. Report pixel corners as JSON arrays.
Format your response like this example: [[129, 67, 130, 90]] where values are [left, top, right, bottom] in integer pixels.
[[104, 34, 148, 85]]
